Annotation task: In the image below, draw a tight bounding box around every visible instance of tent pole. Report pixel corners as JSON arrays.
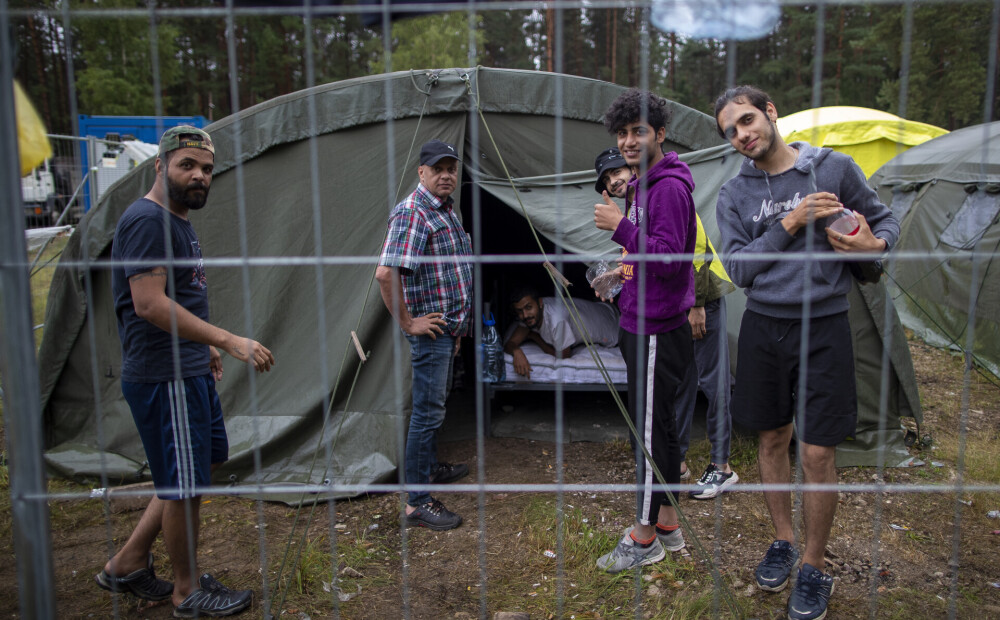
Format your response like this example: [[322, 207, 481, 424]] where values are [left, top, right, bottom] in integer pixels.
[[0, 1, 57, 617]]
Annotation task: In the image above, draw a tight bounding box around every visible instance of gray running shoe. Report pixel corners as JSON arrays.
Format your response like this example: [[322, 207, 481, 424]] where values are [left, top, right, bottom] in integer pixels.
[[754, 540, 799, 592], [690, 464, 739, 500], [787, 563, 835, 620], [596, 527, 666, 573], [173, 573, 252, 618], [655, 526, 686, 552]]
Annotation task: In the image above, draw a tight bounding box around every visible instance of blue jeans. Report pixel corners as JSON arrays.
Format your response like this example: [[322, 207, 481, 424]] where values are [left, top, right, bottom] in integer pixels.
[[404, 333, 455, 506]]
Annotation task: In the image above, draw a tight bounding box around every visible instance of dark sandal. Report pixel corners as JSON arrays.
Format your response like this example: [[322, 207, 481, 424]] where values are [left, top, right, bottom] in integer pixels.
[[95, 554, 173, 602]]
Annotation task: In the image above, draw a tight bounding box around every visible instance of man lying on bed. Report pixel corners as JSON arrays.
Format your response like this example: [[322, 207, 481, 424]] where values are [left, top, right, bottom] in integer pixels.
[[503, 286, 620, 378]]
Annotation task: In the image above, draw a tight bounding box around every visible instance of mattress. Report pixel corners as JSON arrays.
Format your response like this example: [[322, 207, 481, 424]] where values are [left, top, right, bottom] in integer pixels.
[[502, 341, 627, 384]]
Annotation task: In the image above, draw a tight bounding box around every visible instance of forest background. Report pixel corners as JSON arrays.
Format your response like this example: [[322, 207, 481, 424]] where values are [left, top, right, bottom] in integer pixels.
[[12, 1, 1000, 140]]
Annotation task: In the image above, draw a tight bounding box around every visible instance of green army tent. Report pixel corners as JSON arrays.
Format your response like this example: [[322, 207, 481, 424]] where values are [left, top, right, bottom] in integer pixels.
[[870, 121, 1000, 379], [37, 68, 921, 501], [777, 106, 948, 179]]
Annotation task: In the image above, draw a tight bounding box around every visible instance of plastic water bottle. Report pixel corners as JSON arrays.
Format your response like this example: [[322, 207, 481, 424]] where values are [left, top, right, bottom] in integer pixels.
[[481, 312, 505, 383], [586, 259, 623, 299]]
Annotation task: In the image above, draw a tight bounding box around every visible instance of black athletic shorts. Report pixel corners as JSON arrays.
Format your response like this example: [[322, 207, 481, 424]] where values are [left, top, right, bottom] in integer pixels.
[[732, 309, 857, 447]]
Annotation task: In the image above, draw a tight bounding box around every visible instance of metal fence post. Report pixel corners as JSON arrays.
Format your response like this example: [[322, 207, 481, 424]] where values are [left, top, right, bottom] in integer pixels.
[[87, 135, 97, 212], [0, 1, 57, 618]]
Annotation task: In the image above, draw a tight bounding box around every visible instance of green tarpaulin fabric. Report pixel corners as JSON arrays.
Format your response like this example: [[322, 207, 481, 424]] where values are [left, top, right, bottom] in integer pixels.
[[38, 68, 921, 502], [871, 121, 1000, 379]]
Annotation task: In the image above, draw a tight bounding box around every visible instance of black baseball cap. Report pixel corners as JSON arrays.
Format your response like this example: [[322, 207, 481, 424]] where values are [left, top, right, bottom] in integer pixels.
[[594, 147, 628, 194], [419, 139, 459, 166]]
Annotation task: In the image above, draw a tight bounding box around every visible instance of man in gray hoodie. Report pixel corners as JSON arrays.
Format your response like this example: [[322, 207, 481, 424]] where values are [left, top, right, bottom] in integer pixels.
[[714, 86, 898, 620]]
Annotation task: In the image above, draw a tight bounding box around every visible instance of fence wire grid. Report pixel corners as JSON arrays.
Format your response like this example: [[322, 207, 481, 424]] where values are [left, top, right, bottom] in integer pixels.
[[2, 1, 1000, 619]]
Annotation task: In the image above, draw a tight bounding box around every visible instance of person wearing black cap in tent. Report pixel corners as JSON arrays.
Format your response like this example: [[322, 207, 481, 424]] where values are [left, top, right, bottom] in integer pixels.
[[376, 139, 473, 531]]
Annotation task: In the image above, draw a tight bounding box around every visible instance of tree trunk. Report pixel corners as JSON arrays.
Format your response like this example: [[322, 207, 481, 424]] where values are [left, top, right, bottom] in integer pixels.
[[26, 15, 52, 130], [669, 32, 676, 91], [611, 8, 617, 83], [835, 7, 845, 105], [546, 8, 554, 73]]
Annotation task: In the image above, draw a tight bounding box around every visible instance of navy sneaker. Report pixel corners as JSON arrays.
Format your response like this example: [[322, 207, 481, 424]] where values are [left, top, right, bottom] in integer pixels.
[[173, 573, 252, 618], [754, 540, 799, 592], [405, 499, 462, 531], [787, 563, 835, 620]]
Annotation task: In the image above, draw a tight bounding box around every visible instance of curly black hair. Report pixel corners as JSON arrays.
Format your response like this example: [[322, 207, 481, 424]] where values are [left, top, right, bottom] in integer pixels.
[[603, 89, 671, 135], [713, 85, 773, 139]]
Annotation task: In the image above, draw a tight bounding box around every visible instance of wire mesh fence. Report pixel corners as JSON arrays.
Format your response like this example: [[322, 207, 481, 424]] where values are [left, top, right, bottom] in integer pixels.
[[3, 1, 1000, 619]]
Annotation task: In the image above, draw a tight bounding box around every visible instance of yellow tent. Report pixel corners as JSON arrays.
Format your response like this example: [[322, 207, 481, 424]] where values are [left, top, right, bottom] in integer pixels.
[[777, 106, 948, 178]]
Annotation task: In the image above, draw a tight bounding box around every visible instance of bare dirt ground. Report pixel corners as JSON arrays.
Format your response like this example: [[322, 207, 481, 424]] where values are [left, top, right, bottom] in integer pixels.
[[2, 336, 999, 619]]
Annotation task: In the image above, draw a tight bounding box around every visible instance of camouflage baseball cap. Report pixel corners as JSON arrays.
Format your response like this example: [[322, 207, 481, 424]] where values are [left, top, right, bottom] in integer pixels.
[[158, 125, 215, 157]]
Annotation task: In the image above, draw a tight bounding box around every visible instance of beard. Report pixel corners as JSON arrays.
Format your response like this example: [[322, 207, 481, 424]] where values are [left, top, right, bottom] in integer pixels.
[[167, 177, 210, 210], [745, 121, 779, 161]]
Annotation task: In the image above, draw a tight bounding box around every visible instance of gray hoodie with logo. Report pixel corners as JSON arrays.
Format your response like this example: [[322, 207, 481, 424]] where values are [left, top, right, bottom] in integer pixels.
[[715, 142, 899, 319]]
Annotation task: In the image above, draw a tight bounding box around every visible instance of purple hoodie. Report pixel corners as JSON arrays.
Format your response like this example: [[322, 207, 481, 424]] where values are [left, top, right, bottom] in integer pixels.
[[611, 151, 696, 334]]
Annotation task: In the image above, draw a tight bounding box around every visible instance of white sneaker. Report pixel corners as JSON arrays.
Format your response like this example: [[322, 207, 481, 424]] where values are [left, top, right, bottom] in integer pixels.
[[690, 464, 738, 500]]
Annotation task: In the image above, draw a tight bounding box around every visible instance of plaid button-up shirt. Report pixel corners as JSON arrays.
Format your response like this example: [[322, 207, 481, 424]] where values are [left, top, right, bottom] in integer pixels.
[[379, 183, 473, 337]]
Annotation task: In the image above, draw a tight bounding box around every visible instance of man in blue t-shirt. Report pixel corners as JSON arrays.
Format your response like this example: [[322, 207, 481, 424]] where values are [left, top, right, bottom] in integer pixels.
[[97, 126, 275, 618]]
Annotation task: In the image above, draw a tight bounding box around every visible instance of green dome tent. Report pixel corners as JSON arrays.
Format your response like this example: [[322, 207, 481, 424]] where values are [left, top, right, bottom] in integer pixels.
[[871, 121, 1000, 379], [38, 68, 922, 502]]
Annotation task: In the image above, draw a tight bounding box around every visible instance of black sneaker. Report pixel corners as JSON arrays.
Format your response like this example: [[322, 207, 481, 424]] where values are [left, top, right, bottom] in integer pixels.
[[754, 540, 799, 592], [787, 563, 835, 620], [95, 553, 173, 602], [173, 573, 253, 618], [405, 499, 463, 531], [429, 462, 469, 484]]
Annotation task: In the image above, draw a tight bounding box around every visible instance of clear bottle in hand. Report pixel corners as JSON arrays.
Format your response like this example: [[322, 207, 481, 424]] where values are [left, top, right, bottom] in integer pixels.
[[586, 260, 623, 299]]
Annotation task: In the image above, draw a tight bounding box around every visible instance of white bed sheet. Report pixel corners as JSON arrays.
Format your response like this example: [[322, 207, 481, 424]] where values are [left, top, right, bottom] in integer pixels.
[[502, 342, 627, 384]]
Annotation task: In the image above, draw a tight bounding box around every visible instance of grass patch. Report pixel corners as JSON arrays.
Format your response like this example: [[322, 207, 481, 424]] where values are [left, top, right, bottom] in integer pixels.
[[490, 496, 750, 619], [269, 509, 398, 615], [0, 463, 10, 543], [28, 234, 70, 349], [932, 434, 1000, 483], [876, 584, 988, 619]]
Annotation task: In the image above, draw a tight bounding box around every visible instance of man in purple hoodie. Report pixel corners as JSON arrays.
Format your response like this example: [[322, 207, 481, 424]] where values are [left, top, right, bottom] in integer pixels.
[[592, 89, 697, 573]]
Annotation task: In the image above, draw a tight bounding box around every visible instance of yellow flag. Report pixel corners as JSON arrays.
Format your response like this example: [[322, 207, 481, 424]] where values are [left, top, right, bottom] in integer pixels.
[[15, 80, 52, 175]]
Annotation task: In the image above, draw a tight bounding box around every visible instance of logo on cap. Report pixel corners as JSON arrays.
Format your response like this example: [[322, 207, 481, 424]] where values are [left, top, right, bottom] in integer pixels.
[[159, 125, 215, 157], [419, 139, 459, 166]]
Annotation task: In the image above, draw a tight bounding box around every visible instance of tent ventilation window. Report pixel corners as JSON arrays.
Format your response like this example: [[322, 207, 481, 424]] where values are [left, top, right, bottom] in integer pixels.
[[890, 184, 921, 222], [940, 189, 1000, 249]]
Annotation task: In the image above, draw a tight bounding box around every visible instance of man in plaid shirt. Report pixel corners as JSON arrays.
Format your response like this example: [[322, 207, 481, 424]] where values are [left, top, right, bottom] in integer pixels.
[[376, 139, 472, 531]]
